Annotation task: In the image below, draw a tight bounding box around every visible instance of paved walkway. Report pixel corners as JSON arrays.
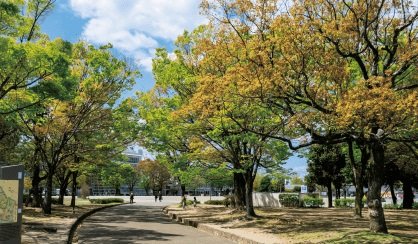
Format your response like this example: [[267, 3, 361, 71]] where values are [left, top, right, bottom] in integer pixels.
[[77, 202, 235, 243]]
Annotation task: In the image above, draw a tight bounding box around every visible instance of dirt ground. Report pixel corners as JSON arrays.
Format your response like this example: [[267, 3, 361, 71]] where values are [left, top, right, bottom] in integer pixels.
[[166, 205, 418, 243], [22, 203, 104, 244]]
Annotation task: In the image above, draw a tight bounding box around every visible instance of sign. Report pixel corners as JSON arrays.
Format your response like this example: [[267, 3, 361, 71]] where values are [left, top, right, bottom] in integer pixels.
[[0, 165, 24, 244], [301, 185, 308, 193]]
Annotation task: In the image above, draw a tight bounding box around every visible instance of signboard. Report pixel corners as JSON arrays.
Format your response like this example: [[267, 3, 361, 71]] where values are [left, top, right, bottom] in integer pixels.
[[301, 185, 308, 193], [0, 165, 24, 244], [0, 180, 19, 223]]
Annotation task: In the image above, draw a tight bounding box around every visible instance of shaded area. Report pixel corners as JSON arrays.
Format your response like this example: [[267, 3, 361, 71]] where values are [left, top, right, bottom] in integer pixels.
[[166, 205, 418, 243], [77, 204, 234, 244], [79, 225, 182, 243]]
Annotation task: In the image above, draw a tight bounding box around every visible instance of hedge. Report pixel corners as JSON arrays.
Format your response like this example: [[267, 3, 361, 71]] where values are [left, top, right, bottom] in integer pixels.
[[89, 198, 124, 204], [302, 196, 324, 208], [279, 193, 299, 207]]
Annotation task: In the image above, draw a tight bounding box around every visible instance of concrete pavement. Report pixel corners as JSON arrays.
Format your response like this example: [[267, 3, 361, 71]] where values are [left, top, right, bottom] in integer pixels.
[[76, 202, 235, 243]]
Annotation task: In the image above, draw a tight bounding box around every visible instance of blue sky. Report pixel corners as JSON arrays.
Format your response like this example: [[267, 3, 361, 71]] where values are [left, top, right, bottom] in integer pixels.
[[41, 0, 308, 177]]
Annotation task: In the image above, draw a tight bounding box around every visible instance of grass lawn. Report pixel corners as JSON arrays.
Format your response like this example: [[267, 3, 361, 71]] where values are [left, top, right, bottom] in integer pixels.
[[167, 205, 418, 243]]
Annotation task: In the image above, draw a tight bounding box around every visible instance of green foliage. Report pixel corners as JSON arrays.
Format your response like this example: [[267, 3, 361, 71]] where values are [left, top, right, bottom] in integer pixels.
[[383, 204, 402, 210], [292, 186, 301, 192], [279, 193, 300, 207], [259, 175, 272, 192], [383, 202, 418, 210], [89, 198, 124, 204], [335, 198, 355, 208], [305, 145, 346, 192], [302, 196, 324, 208]]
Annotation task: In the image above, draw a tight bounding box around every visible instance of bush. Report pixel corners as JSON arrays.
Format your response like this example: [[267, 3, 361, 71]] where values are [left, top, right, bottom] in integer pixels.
[[89, 198, 124, 204], [279, 193, 299, 207], [204, 200, 224, 205], [413, 202, 418, 209], [302, 196, 324, 208], [383, 203, 402, 209], [335, 198, 355, 208], [223, 195, 235, 207]]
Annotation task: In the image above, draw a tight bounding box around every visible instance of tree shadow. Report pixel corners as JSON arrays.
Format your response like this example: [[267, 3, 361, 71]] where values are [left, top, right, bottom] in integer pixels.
[[78, 224, 183, 243]]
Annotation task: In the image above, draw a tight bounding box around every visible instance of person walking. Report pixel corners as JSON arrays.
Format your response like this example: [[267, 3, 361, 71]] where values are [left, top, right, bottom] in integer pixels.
[[159, 194, 162, 202], [130, 192, 134, 204], [155, 195, 158, 202], [193, 197, 197, 207], [181, 195, 187, 209]]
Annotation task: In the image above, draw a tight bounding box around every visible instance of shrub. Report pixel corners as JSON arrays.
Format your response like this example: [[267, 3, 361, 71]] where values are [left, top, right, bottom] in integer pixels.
[[292, 186, 301, 192], [279, 193, 299, 207], [89, 198, 124, 204], [413, 202, 418, 209], [205, 200, 224, 205], [223, 195, 235, 207], [335, 198, 355, 208], [383, 203, 402, 209], [302, 196, 324, 208]]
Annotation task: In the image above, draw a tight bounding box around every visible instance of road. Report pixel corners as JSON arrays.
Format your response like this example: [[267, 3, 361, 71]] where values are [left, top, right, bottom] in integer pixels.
[[76, 200, 235, 244]]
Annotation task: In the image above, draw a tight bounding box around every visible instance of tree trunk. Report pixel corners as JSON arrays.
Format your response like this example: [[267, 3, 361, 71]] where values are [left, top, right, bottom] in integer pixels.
[[354, 179, 364, 218], [401, 178, 413, 209], [389, 182, 397, 205], [244, 171, 256, 218], [368, 141, 388, 233], [71, 171, 78, 209], [233, 172, 246, 210], [335, 188, 341, 199], [43, 172, 53, 214], [180, 184, 186, 196], [348, 141, 367, 218], [58, 172, 71, 205], [31, 163, 43, 208], [327, 182, 333, 208]]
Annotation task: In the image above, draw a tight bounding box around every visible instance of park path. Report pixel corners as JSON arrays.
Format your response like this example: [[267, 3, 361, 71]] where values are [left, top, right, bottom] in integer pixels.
[[76, 201, 235, 244]]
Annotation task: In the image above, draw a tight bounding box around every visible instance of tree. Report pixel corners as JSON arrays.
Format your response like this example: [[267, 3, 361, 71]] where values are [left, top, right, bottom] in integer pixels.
[[137, 159, 171, 194], [306, 145, 346, 208], [197, 0, 417, 233], [120, 164, 140, 193], [19, 42, 137, 214], [259, 175, 272, 192], [100, 161, 128, 195]]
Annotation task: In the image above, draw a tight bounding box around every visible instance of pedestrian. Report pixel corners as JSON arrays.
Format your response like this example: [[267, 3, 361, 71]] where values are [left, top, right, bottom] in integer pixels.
[[130, 192, 134, 204], [193, 197, 197, 207], [159, 194, 162, 202], [155, 195, 158, 202], [181, 195, 187, 209]]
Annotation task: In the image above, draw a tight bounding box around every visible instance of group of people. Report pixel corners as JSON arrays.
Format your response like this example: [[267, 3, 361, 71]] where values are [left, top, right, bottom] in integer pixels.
[[181, 195, 198, 209], [154, 194, 163, 202], [129, 192, 198, 208]]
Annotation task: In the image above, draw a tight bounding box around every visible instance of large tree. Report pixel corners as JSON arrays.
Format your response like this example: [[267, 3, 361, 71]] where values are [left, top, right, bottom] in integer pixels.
[[20, 42, 137, 214], [197, 0, 417, 233]]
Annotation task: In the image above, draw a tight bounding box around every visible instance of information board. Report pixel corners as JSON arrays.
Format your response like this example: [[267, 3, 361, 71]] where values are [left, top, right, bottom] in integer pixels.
[[0, 165, 24, 244]]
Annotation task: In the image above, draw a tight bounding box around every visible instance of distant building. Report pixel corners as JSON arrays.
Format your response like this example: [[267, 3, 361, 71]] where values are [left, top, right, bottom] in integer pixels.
[[123, 145, 144, 167]]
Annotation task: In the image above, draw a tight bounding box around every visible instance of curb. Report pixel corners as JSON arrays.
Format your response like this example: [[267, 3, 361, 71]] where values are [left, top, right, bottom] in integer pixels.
[[162, 207, 263, 244], [67, 203, 126, 244]]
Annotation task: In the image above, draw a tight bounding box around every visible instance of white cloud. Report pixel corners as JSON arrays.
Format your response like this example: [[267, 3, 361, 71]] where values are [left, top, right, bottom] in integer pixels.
[[69, 0, 207, 72]]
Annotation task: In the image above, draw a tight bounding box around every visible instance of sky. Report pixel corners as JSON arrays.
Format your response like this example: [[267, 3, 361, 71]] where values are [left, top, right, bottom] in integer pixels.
[[41, 0, 308, 177]]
